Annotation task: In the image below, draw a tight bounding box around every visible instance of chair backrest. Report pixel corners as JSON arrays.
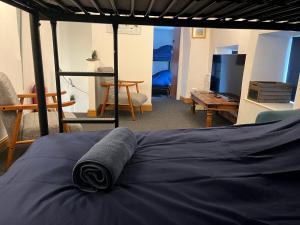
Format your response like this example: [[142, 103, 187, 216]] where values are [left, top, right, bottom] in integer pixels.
[[0, 72, 20, 137], [95, 67, 115, 105], [255, 109, 300, 124]]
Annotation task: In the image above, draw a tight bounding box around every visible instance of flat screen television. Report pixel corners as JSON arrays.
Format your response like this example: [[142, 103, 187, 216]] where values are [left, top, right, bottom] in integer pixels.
[[210, 54, 246, 100]]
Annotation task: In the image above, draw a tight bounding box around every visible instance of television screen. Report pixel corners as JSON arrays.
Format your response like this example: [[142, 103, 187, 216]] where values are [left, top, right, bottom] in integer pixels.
[[210, 54, 246, 99]]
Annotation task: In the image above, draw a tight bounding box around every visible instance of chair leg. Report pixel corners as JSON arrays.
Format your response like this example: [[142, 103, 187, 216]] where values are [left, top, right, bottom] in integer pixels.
[[62, 112, 70, 133], [140, 106, 144, 115], [100, 86, 110, 117], [5, 110, 23, 170], [129, 105, 136, 121], [5, 142, 17, 170], [100, 104, 107, 117], [126, 86, 136, 121]]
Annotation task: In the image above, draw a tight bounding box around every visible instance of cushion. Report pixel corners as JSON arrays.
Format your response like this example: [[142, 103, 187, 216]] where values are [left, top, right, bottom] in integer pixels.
[[20, 111, 83, 140], [108, 92, 148, 106], [255, 109, 300, 124], [0, 72, 20, 138], [0, 72, 19, 105]]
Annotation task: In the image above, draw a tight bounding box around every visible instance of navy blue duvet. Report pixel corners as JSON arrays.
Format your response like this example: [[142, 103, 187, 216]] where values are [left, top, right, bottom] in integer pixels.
[[1, 117, 300, 225]]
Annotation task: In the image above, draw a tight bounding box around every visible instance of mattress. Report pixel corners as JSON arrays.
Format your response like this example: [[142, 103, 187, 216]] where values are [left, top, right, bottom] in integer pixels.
[[152, 70, 172, 87], [0, 117, 300, 225], [153, 45, 173, 61]]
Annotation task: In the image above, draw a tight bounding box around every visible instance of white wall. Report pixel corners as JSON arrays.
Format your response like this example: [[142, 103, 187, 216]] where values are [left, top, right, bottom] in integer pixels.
[[209, 29, 251, 56], [178, 28, 191, 99], [21, 12, 35, 94], [21, 13, 56, 94], [57, 22, 92, 112], [0, 3, 23, 140], [251, 33, 291, 82], [237, 31, 300, 124], [237, 100, 272, 124], [187, 29, 211, 93], [0, 3, 23, 93], [92, 24, 153, 105], [153, 27, 174, 48], [177, 28, 252, 100], [177, 28, 210, 98], [0, 5, 58, 140]]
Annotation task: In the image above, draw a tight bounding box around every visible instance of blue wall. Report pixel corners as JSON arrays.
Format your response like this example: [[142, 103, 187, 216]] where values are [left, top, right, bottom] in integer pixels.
[[153, 27, 174, 74], [153, 27, 174, 48]]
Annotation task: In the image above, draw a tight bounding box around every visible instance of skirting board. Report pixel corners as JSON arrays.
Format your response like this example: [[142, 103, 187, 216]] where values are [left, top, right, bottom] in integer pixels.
[[87, 104, 153, 117], [141, 104, 152, 112], [87, 110, 97, 118], [180, 96, 193, 104]]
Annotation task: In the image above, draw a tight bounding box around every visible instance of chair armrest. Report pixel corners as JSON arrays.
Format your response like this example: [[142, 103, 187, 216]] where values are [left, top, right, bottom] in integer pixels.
[[119, 80, 144, 84], [100, 82, 136, 87], [0, 101, 75, 111], [17, 91, 67, 98], [100, 82, 114, 87], [119, 80, 143, 93]]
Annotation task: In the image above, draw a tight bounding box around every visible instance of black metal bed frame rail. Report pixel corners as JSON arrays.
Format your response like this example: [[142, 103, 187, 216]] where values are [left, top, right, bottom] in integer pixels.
[[29, 14, 120, 136], [30, 14, 49, 136], [2, 0, 300, 31], [42, 13, 300, 32]]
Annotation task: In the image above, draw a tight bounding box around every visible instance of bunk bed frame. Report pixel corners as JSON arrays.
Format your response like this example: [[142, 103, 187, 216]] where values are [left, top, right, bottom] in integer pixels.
[[153, 45, 172, 70], [1, 0, 300, 136], [152, 45, 173, 96]]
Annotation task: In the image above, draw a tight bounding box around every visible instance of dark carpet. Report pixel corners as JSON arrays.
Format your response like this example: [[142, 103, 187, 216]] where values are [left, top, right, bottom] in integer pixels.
[[0, 96, 231, 174], [81, 96, 231, 132]]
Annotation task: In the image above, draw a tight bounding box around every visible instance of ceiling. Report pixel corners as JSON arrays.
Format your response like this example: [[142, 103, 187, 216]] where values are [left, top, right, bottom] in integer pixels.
[[2, 0, 300, 31]]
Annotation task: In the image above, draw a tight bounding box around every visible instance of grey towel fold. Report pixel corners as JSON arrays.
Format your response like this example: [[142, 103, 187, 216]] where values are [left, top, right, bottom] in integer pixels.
[[72, 127, 137, 192]]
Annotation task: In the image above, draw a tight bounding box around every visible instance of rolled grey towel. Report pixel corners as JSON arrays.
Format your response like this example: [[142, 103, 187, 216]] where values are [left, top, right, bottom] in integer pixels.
[[72, 127, 137, 192]]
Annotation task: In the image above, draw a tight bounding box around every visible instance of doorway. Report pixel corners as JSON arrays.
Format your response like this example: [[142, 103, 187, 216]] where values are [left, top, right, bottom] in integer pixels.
[[152, 26, 181, 98]]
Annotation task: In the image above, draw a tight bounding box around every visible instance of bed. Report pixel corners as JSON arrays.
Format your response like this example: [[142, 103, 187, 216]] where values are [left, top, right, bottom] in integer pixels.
[[152, 46, 173, 95], [1, 116, 300, 225], [152, 70, 172, 95]]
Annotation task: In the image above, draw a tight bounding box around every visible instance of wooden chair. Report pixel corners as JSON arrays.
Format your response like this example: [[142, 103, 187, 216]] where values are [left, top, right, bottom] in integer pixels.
[[100, 80, 148, 120], [0, 72, 83, 169]]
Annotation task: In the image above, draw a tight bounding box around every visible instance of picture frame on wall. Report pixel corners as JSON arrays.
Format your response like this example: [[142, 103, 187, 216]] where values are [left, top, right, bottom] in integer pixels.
[[192, 28, 206, 38]]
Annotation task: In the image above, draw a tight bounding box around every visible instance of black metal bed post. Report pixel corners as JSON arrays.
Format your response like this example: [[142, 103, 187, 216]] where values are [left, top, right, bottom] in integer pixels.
[[113, 23, 119, 128], [30, 14, 49, 136], [50, 20, 64, 133]]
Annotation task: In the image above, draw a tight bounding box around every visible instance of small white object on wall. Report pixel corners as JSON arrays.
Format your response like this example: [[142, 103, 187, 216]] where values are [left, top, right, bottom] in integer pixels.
[[106, 24, 141, 35]]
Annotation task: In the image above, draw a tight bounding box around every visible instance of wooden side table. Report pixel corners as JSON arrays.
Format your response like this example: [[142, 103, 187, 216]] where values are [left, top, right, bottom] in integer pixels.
[[191, 91, 239, 127]]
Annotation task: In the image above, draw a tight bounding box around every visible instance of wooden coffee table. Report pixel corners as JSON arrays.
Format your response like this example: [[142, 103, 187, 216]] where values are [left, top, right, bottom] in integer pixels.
[[191, 91, 239, 127]]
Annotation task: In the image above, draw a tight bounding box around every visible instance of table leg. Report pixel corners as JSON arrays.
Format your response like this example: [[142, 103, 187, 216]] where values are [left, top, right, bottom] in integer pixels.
[[191, 100, 196, 114], [206, 110, 213, 127]]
